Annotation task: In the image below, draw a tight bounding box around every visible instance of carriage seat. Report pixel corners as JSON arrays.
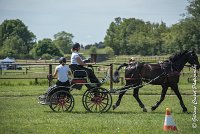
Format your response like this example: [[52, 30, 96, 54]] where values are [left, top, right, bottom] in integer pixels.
[[73, 70, 87, 78], [71, 70, 88, 84]]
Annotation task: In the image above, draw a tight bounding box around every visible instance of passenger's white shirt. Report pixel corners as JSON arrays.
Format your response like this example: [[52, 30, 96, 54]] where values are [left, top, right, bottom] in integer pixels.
[[71, 52, 82, 65], [55, 64, 69, 82]]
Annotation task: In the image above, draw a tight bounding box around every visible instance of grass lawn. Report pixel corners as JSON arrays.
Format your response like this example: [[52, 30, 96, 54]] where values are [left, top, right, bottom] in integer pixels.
[[0, 85, 199, 134]]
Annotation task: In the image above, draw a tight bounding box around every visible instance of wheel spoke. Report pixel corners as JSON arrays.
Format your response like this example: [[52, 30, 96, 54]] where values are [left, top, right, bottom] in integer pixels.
[[49, 90, 74, 112], [82, 87, 112, 112], [95, 105, 98, 112], [88, 103, 95, 110], [53, 104, 58, 110]]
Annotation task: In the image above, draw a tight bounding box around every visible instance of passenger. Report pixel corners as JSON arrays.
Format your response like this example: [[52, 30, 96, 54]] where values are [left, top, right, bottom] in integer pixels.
[[38, 57, 71, 104], [53, 57, 71, 87], [70, 43, 101, 88]]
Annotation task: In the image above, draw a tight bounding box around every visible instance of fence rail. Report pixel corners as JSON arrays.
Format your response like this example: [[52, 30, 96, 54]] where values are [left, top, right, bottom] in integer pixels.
[[0, 77, 47, 84], [0, 63, 198, 86]]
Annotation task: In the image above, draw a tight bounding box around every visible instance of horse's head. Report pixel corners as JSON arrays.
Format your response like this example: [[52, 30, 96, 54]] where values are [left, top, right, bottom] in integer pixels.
[[187, 50, 200, 70]]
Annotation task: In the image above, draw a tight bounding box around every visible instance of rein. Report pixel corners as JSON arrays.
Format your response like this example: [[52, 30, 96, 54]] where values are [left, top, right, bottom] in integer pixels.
[[111, 72, 166, 93]]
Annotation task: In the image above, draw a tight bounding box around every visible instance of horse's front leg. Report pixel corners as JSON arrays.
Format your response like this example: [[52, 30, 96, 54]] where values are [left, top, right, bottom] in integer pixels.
[[171, 83, 188, 113], [151, 84, 168, 111], [113, 90, 126, 110], [133, 88, 147, 112]]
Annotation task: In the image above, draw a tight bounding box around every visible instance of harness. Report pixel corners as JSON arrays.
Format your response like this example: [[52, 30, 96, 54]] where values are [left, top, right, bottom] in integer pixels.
[[111, 71, 166, 93], [125, 62, 142, 81], [125, 60, 183, 81], [112, 61, 180, 93]]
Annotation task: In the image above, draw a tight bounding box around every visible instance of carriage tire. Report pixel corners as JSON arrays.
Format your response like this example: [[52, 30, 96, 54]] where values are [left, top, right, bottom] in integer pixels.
[[82, 87, 112, 113], [49, 90, 74, 112]]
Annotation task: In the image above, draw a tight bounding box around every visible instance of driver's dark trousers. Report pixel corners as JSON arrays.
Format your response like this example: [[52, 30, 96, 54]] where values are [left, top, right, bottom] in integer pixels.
[[69, 64, 100, 86]]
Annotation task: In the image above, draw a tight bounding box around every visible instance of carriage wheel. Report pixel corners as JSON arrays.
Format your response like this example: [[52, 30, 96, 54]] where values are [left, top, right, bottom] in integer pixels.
[[49, 90, 74, 112], [82, 87, 112, 112]]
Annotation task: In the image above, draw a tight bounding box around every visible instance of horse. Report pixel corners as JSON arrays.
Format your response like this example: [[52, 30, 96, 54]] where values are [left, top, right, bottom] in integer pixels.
[[112, 50, 199, 112]]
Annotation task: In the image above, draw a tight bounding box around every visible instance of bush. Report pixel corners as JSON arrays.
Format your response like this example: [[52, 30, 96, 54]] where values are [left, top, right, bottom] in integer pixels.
[[89, 46, 97, 54], [104, 47, 114, 57], [41, 54, 52, 60]]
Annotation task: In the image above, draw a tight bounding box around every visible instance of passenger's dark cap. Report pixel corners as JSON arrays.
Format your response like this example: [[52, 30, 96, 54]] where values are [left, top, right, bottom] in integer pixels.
[[59, 57, 66, 64], [72, 43, 80, 49]]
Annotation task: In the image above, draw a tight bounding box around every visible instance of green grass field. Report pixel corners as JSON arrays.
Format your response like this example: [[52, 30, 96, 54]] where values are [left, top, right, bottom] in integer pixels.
[[0, 85, 199, 134], [0, 56, 199, 133]]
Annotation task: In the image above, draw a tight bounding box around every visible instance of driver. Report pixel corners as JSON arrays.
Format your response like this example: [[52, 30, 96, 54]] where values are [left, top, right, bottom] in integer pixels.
[[70, 43, 101, 88]]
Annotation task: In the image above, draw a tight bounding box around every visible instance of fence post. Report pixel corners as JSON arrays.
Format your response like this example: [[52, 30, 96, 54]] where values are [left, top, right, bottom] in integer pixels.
[[26, 68, 28, 74], [49, 64, 52, 86], [35, 78, 38, 84], [110, 64, 113, 92]]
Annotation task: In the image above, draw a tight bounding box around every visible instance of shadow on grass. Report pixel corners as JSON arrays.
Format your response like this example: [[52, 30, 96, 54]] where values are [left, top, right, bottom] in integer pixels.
[[43, 110, 89, 114], [43, 110, 151, 115], [43, 110, 192, 115], [150, 111, 192, 115]]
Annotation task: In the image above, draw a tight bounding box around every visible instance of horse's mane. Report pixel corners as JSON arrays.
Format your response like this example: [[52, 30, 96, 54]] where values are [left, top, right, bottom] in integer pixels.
[[169, 50, 189, 62]]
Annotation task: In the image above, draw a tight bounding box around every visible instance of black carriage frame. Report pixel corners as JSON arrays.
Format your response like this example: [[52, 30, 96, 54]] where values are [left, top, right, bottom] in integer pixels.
[[39, 64, 115, 113]]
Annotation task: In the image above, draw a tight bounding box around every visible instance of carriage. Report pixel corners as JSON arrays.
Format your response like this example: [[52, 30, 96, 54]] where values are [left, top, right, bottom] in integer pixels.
[[38, 50, 199, 113], [38, 65, 113, 113]]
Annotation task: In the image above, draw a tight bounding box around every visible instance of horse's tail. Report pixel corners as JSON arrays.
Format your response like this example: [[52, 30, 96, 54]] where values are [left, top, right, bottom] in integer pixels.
[[113, 63, 128, 83]]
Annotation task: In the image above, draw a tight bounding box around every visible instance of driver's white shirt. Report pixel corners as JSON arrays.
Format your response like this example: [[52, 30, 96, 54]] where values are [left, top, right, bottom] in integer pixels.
[[71, 52, 82, 65]]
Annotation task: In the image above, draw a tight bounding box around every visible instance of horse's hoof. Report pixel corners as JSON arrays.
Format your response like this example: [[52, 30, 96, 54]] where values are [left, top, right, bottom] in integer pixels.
[[143, 108, 147, 112], [151, 106, 156, 111], [183, 107, 188, 113], [113, 105, 117, 110]]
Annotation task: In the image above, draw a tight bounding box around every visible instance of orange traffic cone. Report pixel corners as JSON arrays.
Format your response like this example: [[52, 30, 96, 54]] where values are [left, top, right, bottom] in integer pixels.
[[163, 108, 178, 131]]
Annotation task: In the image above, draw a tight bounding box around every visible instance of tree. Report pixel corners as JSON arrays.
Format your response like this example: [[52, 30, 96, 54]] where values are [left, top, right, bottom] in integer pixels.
[[163, 0, 200, 54], [89, 46, 97, 54], [187, 0, 200, 20], [104, 17, 168, 55], [186, 0, 200, 53], [104, 46, 114, 57], [31, 38, 62, 58], [0, 36, 24, 58], [53, 31, 74, 54], [0, 19, 36, 58], [84, 42, 105, 49], [104, 21, 121, 55]]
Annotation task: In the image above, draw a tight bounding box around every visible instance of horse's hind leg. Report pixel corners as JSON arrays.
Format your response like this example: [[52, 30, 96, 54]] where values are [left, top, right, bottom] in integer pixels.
[[151, 84, 168, 111], [171, 84, 188, 113], [113, 91, 126, 110], [133, 88, 147, 112]]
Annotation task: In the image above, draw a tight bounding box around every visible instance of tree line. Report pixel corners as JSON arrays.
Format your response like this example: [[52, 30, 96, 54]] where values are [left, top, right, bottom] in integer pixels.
[[104, 0, 200, 55], [0, 19, 74, 59], [0, 0, 199, 59]]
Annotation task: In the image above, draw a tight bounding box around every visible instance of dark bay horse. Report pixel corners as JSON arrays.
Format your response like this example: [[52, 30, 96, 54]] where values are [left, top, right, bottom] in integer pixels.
[[113, 50, 199, 112]]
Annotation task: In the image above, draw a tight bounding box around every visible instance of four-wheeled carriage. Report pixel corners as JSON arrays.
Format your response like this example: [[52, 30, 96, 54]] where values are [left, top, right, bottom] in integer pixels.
[[38, 65, 112, 113]]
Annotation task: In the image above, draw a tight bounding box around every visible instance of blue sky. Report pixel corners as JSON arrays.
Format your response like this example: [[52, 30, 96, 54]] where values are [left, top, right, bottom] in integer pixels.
[[0, 0, 188, 45]]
